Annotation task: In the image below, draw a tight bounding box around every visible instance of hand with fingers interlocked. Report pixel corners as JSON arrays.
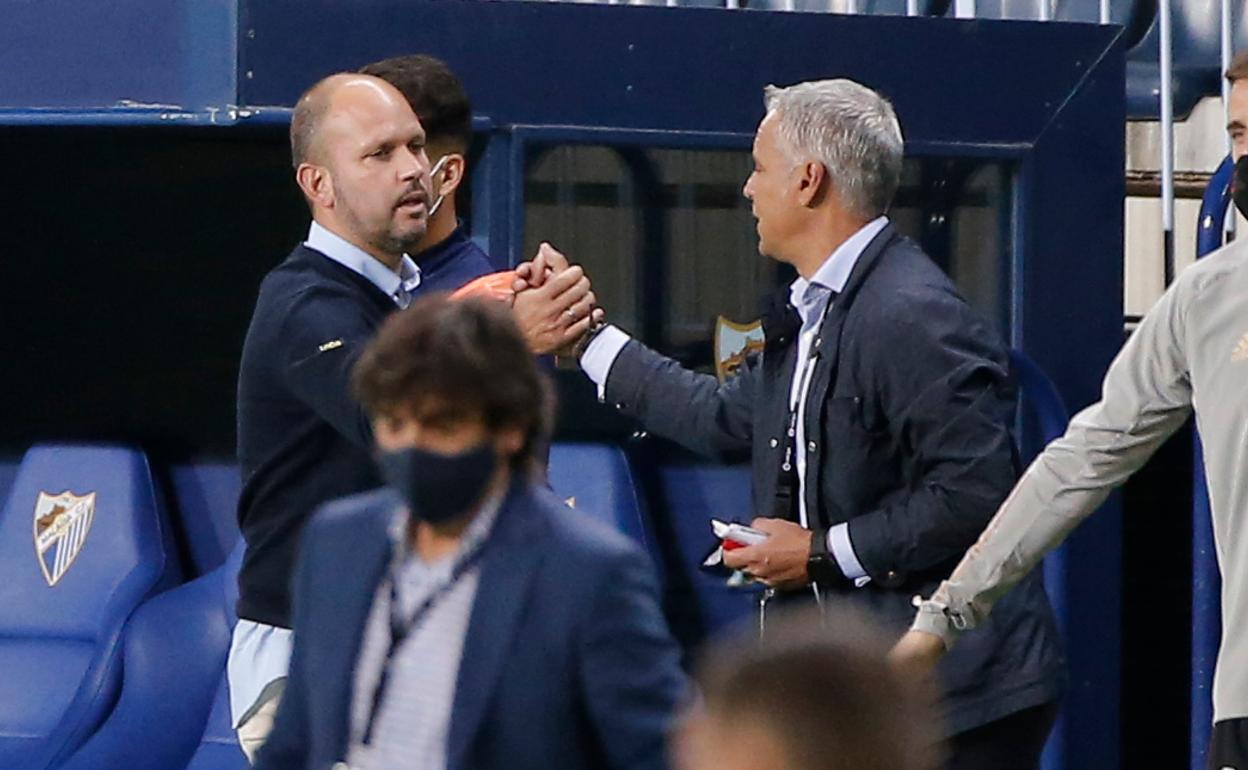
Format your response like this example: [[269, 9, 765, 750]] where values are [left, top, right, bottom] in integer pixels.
[[511, 242, 606, 356]]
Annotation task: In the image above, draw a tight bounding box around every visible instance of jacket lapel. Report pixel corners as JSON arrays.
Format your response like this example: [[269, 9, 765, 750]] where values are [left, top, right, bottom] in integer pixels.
[[445, 480, 548, 770], [324, 502, 395, 761], [801, 225, 898, 523], [812, 223, 898, 373]]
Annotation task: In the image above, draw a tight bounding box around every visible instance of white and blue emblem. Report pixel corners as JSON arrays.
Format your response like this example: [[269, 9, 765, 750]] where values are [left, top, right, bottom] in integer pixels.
[[33, 491, 96, 587], [714, 316, 765, 383]]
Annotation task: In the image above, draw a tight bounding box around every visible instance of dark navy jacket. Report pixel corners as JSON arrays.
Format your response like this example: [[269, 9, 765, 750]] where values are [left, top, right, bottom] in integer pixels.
[[254, 480, 687, 770], [236, 231, 492, 628], [604, 224, 1065, 734]]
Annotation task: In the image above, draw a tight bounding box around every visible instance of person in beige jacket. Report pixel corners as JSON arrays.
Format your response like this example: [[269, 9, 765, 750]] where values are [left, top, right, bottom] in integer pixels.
[[892, 52, 1248, 769]]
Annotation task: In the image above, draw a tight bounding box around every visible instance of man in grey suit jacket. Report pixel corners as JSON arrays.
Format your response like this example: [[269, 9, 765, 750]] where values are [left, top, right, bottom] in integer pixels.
[[519, 78, 1065, 769]]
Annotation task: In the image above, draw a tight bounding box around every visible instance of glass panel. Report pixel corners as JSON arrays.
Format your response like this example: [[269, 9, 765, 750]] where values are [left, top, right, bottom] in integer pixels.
[[524, 145, 1012, 376]]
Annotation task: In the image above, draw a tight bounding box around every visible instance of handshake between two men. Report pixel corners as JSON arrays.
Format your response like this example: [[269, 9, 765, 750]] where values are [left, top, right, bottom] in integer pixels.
[[511, 244, 849, 584], [452, 243, 606, 356]]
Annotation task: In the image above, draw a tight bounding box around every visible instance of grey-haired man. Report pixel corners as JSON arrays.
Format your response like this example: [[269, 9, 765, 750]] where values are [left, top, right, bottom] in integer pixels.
[[519, 78, 1066, 769]]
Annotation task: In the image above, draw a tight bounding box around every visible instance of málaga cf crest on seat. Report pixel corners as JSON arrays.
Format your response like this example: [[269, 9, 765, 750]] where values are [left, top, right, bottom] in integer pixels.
[[33, 491, 96, 586]]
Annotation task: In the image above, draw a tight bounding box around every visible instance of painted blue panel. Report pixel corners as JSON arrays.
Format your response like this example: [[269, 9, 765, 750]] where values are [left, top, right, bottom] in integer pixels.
[[0, 0, 236, 113], [240, 0, 1121, 148], [1017, 32, 1125, 767]]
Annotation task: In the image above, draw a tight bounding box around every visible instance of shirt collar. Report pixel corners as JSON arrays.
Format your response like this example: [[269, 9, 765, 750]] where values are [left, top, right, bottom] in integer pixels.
[[788, 216, 889, 318], [306, 221, 421, 306], [386, 486, 505, 572]]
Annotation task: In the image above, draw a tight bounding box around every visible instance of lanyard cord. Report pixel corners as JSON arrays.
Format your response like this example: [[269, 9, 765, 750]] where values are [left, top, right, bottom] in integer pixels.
[[777, 292, 835, 515], [361, 537, 490, 746]]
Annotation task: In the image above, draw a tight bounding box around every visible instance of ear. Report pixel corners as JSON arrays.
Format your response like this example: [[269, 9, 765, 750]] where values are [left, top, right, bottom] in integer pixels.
[[438, 153, 467, 195], [795, 161, 828, 208], [295, 162, 335, 209]]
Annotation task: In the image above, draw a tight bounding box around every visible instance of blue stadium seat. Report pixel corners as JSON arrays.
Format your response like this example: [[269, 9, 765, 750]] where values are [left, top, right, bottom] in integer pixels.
[[1126, 0, 1248, 119], [0, 444, 179, 770], [548, 442, 651, 547], [186, 674, 247, 770], [169, 462, 242, 575], [649, 459, 759, 637], [184, 539, 247, 770], [966, 0, 1138, 23], [60, 542, 243, 770], [1009, 349, 1069, 458], [1008, 350, 1071, 770], [1008, 349, 1070, 618]]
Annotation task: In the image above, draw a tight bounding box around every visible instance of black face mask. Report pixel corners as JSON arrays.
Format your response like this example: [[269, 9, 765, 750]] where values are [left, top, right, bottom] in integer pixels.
[[377, 443, 498, 525], [1232, 156, 1248, 221]]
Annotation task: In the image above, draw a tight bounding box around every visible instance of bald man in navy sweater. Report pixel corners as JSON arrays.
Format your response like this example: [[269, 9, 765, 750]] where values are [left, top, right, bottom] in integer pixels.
[[229, 72, 598, 761]]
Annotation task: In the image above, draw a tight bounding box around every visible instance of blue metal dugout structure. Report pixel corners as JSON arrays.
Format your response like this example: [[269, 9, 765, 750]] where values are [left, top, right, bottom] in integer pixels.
[[1192, 156, 1233, 770], [2, 2, 1127, 766]]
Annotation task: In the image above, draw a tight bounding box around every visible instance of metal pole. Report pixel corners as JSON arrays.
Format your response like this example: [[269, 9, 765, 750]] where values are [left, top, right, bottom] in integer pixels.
[[1038, 0, 1050, 22], [954, 0, 975, 19], [1099, 0, 1110, 24], [1222, 0, 1236, 238], [846, 0, 858, 13], [906, 0, 919, 15], [1160, 0, 1176, 285]]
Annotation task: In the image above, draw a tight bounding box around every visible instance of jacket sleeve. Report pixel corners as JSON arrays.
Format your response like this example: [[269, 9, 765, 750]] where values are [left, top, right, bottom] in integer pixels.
[[603, 340, 758, 461], [914, 276, 1193, 646], [845, 287, 1025, 582], [280, 286, 377, 450], [576, 548, 688, 770]]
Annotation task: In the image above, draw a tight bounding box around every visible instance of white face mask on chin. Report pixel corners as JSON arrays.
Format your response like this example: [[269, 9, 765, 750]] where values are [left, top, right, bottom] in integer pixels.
[[427, 154, 453, 218]]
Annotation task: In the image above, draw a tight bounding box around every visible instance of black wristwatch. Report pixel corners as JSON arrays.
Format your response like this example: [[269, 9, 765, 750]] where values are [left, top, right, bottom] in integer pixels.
[[807, 527, 849, 587], [571, 317, 609, 360]]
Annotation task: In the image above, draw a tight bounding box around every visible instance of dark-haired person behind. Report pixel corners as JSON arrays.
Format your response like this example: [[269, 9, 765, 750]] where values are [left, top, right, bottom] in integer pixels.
[[253, 295, 687, 770], [360, 54, 578, 363], [230, 71, 598, 760]]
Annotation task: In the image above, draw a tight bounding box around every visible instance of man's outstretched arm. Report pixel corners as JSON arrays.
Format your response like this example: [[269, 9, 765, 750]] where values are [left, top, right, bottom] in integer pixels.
[[893, 275, 1195, 671]]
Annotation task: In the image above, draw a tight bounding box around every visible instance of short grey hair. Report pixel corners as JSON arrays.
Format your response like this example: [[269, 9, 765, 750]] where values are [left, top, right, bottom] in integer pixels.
[[763, 79, 904, 219]]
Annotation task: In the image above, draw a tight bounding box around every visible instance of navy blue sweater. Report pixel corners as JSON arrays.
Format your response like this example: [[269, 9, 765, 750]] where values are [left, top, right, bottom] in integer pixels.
[[236, 231, 491, 627]]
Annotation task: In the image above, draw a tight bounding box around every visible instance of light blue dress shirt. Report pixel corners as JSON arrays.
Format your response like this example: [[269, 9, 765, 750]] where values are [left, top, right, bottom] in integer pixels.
[[227, 221, 424, 728], [305, 221, 422, 308]]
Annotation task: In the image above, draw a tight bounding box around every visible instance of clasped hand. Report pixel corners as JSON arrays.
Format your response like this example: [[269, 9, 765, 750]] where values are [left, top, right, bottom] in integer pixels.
[[511, 243, 606, 356]]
